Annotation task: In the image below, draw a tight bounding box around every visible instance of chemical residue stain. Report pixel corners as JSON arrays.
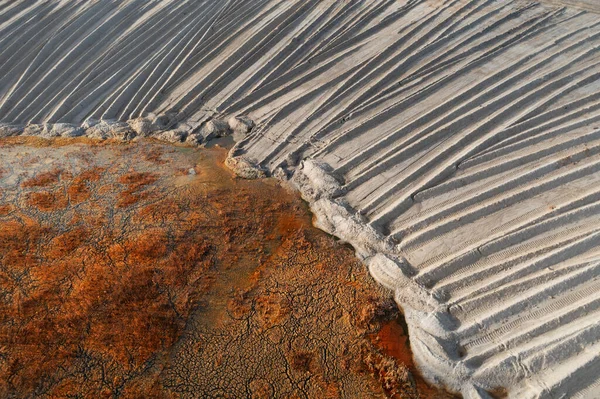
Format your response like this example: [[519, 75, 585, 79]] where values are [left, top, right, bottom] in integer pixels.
[[375, 319, 414, 367], [0, 137, 456, 399], [372, 319, 456, 398]]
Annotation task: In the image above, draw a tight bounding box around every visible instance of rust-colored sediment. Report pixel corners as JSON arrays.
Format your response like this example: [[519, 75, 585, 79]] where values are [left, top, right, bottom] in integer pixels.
[[372, 320, 458, 399], [0, 137, 454, 398], [375, 321, 413, 367]]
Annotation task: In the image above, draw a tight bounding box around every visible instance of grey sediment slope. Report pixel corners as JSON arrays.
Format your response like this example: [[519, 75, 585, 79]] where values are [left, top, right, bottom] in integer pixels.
[[2, 1, 600, 397]]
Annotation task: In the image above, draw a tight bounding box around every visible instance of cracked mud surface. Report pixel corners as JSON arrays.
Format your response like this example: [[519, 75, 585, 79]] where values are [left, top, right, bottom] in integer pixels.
[[0, 138, 453, 399]]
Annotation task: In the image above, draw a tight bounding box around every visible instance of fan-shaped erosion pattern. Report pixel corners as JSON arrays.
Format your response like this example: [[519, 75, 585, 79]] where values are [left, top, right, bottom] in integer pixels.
[[2, 1, 600, 398]]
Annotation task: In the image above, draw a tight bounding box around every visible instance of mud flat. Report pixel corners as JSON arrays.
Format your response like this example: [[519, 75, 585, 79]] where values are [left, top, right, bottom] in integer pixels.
[[2, 1, 600, 398], [0, 138, 454, 398]]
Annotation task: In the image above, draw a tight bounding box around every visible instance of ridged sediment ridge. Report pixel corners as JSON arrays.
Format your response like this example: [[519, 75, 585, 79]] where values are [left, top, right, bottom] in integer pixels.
[[2, 1, 600, 398]]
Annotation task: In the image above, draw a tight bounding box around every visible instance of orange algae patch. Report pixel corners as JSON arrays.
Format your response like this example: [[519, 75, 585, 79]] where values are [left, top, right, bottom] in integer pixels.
[[0, 141, 320, 398], [21, 168, 62, 188], [67, 167, 104, 204], [0, 204, 11, 215], [0, 139, 454, 398], [26, 189, 69, 211], [116, 171, 158, 208], [0, 142, 213, 398]]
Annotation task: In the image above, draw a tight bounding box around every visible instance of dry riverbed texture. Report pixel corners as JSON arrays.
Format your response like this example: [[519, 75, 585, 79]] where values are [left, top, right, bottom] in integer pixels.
[[0, 138, 453, 399], [2, 1, 600, 398]]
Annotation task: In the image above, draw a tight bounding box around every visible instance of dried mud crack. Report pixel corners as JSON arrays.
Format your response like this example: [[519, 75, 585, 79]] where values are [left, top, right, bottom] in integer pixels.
[[0, 137, 453, 399]]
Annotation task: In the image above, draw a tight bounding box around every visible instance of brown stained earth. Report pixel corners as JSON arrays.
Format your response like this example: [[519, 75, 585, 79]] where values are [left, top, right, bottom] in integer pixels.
[[0, 137, 457, 399]]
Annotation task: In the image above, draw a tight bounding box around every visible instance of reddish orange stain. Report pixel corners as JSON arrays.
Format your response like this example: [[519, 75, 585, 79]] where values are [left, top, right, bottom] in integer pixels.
[[376, 320, 414, 367], [373, 319, 459, 398]]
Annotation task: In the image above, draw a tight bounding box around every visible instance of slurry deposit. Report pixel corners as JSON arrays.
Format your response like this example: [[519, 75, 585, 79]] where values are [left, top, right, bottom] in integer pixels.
[[1, 1, 600, 398]]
